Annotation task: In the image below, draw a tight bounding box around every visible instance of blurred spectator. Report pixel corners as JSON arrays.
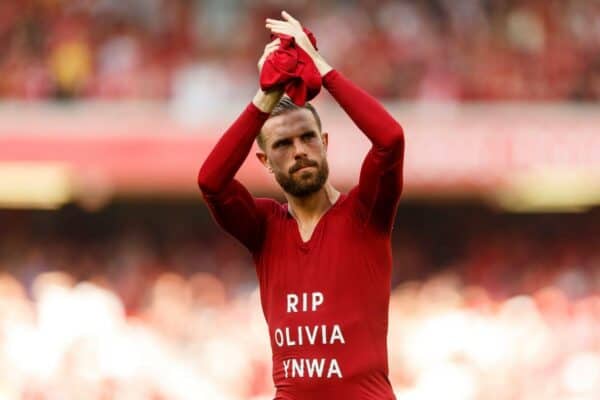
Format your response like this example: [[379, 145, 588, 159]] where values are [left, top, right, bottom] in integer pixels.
[[0, 0, 599, 101], [0, 204, 599, 399]]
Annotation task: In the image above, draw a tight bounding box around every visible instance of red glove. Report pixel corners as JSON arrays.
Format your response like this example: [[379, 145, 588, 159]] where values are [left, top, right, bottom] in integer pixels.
[[259, 28, 321, 106]]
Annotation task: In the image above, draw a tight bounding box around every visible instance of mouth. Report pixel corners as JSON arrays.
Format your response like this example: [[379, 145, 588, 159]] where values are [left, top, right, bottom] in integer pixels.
[[293, 165, 316, 174]]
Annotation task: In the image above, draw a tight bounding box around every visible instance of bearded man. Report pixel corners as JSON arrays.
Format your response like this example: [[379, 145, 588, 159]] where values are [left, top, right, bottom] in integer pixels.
[[198, 11, 404, 400]]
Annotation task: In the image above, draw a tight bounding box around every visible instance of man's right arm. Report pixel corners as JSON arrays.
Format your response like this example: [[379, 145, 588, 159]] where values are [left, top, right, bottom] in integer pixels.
[[197, 89, 282, 251], [197, 89, 280, 194]]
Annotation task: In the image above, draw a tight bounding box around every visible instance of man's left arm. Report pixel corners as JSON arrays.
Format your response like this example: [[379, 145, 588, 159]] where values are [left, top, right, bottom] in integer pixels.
[[323, 70, 405, 233]]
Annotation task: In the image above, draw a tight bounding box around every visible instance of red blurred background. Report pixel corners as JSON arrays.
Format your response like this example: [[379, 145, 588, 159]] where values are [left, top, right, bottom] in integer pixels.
[[0, 1, 599, 399]]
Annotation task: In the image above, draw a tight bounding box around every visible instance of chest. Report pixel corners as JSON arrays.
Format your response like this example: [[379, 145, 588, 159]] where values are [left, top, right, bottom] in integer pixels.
[[297, 220, 319, 243], [257, 210, 368, 292], [255, 211, 391, 328]]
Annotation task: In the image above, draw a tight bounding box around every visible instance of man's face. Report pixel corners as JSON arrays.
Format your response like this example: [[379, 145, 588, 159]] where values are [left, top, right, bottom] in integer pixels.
[[258, 108, 329, 197]]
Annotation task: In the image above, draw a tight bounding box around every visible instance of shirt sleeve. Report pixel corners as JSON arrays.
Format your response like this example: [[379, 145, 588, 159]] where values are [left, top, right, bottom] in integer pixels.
[[197, 103, 271, 252], [323, 70, 405, 233]]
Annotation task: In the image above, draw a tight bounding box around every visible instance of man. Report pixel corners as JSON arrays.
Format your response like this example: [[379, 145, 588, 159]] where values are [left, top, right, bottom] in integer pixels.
[[198, 11, 404, 400]]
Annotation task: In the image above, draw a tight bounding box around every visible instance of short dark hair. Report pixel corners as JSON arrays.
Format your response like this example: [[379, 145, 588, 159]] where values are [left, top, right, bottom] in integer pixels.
[[257, 96, 322, 151]]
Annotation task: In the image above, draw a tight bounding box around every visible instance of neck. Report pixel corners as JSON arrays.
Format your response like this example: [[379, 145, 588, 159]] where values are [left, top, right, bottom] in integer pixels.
[[285, 183, 340, 223]]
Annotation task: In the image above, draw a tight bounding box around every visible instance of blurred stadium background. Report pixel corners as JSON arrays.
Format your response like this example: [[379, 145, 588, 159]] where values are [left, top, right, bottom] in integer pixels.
[[1, 0, 599, 399]]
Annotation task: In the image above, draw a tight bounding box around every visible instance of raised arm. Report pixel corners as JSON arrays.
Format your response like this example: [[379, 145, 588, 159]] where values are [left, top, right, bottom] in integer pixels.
[[197, 89, 281, 194], [323, 70, 405, 232], [197, 41, 284, 251], [266, 11, 405, 232]]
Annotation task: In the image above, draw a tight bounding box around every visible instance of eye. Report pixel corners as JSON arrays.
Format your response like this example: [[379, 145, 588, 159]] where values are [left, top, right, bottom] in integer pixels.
[[273, 139, 291, 149], [301, 132, 316, 141]]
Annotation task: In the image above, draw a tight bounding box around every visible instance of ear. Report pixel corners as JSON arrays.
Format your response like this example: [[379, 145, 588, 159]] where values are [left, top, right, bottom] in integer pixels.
[[256, 152, 273, 173], [321, 132, 329, 152]]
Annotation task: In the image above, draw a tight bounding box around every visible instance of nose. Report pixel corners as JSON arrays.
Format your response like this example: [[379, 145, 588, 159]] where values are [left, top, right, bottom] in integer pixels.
[[292, 138, 308, 159]]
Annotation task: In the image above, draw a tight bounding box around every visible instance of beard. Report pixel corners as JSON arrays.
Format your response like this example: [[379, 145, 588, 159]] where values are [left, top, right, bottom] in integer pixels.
[[274, 157, 329, 197]]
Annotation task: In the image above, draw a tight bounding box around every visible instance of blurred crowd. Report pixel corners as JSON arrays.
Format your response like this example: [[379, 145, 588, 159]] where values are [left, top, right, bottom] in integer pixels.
[[1, 0, 599, 101], [0, 204, 599, 399]]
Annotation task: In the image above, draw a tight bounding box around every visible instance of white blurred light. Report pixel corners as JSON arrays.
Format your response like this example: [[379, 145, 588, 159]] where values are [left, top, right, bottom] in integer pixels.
[[203, 338, 251, 384], [159, 362, 230, 400], [414, 362, 477, 400], [462, 316, 511, 368], [4, 321, 59, 379], [70, 282, 126, 338], [562, 352, 600, 394], [0, 163, 72, 209]]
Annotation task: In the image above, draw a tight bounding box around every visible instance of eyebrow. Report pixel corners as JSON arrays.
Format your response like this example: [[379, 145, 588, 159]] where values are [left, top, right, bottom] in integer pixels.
[[272, 138, 291, 148], [270, 130, 318, 148]]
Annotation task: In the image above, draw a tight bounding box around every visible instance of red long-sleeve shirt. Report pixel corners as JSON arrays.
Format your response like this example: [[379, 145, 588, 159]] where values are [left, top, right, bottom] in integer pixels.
[[198, 70, 404, 400]]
